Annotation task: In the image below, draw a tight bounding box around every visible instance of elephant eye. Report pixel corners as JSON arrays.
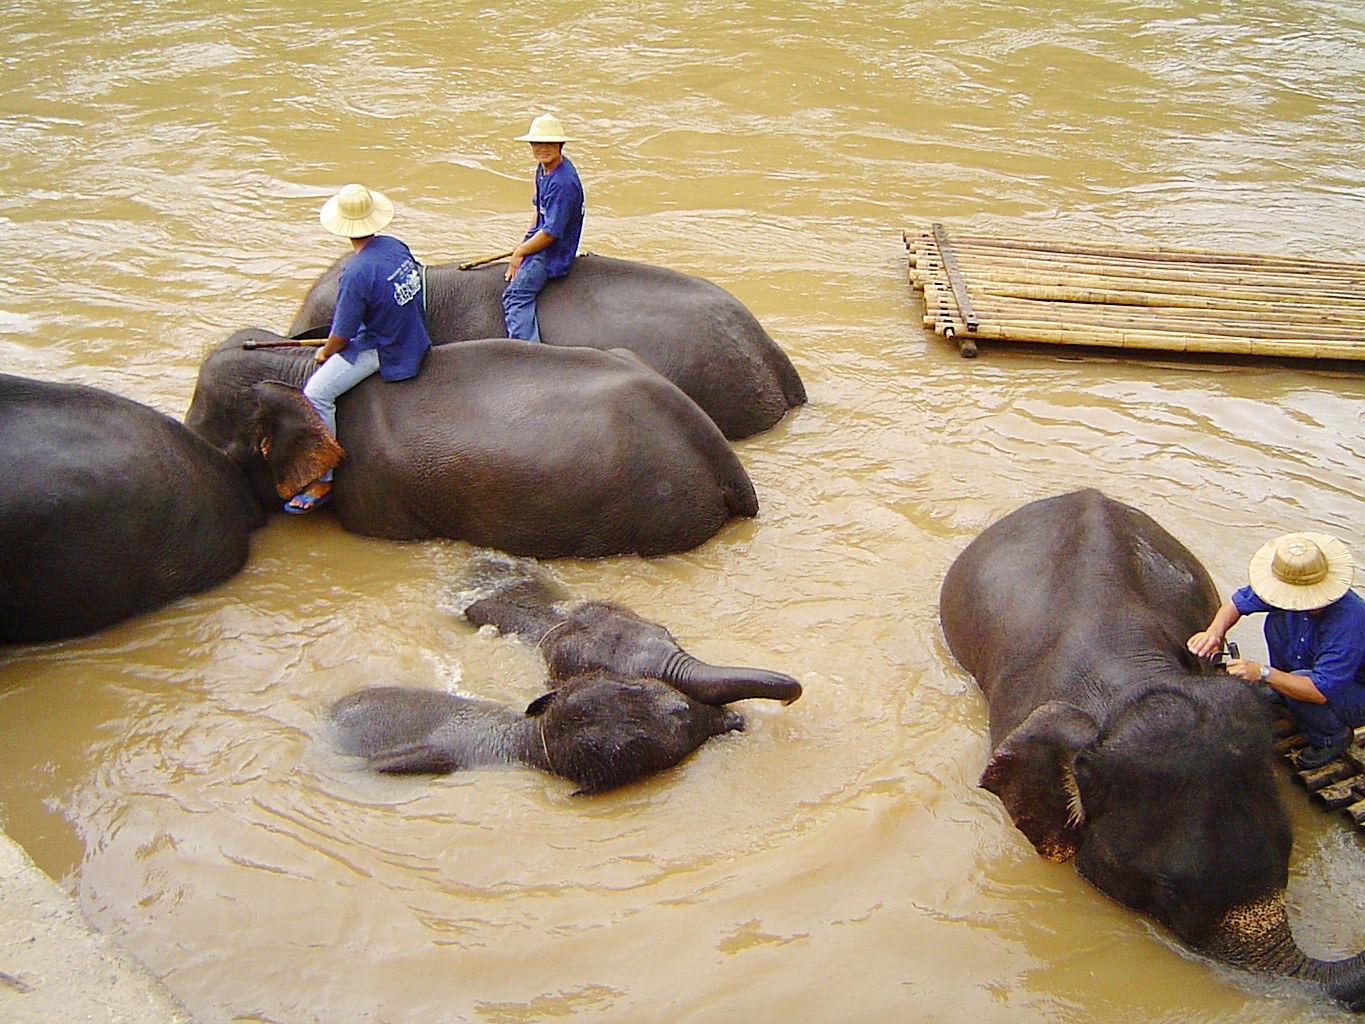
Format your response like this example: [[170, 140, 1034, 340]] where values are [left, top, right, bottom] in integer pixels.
[[1152, 876, 1183, 904]]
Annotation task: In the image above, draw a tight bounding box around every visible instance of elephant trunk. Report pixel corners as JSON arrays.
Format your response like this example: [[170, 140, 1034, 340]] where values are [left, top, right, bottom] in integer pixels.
[[1204, 892, 1365, 1011], [659, 650, 802, 705]]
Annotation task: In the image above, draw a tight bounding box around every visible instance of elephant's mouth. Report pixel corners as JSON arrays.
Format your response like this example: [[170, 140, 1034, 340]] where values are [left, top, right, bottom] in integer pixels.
[[1074, 848, 1215, 949]]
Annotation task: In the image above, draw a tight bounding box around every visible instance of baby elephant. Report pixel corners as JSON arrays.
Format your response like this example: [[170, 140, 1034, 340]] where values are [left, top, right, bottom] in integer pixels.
[[458, 555, 804, 706], [330, 674, 743, 795], [329, 557, 801, 794]]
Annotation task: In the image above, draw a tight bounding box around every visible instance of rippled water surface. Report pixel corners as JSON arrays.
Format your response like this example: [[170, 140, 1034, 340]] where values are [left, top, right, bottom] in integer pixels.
[[2, 1, 1364, 1022]]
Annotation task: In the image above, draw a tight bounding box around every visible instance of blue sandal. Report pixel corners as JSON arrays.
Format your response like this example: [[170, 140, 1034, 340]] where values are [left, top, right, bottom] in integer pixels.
[[284, 489, 332, 515]]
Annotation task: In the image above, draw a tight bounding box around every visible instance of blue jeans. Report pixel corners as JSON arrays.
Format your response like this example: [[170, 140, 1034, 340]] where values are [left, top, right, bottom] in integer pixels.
[[1284, 694, 1355, 748], [303, 347, 380, 482], [501, 251, 549, 342]]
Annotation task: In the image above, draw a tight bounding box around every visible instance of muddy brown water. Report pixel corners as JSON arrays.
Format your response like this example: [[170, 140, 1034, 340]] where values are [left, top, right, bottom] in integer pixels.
[[2, 1, 1363, 1021]]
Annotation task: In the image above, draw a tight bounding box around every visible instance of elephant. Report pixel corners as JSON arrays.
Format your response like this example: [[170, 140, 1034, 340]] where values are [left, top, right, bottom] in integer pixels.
[[0, 374, 263, 645], [286, 252, 807, 441], [184, 334, 758, 558], [456, 553, 803, 705], [330, 674, 746, 795], [938, 489, 1365, 1011], [330, 556, 802, 794]]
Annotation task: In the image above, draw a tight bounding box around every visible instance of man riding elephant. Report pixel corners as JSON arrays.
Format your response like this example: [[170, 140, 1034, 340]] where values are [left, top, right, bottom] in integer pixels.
[[286, 248, 805, 441], [288, 182, 432, 514], [501, 114, 585, 343], [185, 335, 759, 559]]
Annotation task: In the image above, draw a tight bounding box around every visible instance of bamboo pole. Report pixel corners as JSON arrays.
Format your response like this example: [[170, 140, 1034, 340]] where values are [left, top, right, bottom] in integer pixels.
[[910, 231, 1365, 273], [941, 314, 1364, 343], [920, 265, 1364, 304], [941, 248, 1365, 283], [918, 277, 1365, 325], [910, 257, 1365, 306], [945, 295, 1365, 333], [925, 320, 1358, 357], [920, 250, 1365, 290], [960, 280, 1363, 310], [923, 310, 1365, 343]]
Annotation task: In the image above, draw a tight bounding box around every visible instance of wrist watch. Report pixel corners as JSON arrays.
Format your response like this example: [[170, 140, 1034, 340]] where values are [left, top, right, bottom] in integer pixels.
[[1258, 663, 1271, 682]]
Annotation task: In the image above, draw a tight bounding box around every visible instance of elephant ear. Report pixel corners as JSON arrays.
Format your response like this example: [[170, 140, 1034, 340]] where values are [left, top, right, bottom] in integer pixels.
[[525, 688, 560, 717], [250, 381, 344, 498], [980, 700, 1101, 863]]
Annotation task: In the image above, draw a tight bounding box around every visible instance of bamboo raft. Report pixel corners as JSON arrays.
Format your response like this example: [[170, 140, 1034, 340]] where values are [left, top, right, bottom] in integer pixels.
[[905, 225, 1365, 361], [1275, 716, 1365, 832]]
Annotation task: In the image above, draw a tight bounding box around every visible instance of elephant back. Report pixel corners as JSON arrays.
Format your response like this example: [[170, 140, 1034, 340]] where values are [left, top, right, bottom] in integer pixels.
[[289, 252, 805, 440], [329, 340, 757, 558]]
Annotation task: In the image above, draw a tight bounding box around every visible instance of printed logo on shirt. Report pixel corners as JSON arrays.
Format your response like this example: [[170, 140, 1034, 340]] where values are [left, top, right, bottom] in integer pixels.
[[389, 258, 421, 306]]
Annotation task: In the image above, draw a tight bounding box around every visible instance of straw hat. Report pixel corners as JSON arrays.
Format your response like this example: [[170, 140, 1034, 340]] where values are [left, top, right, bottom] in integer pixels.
[[515, 114, 574, 143], [1247, 532, 1354, 610], [319, 183, 394, 238]]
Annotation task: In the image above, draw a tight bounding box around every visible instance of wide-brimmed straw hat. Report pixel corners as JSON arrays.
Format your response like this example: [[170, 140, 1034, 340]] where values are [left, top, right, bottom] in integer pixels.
[[1247, 532, 1354, 610], [515, 114, 574, 143], [319, 183, 394, 238]]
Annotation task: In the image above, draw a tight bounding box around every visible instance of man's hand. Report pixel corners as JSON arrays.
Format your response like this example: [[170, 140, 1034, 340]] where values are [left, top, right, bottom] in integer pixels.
[[1186, 630, 1224, 659], [1223, 657, 1263, 683], [317, 333, 348, 363]]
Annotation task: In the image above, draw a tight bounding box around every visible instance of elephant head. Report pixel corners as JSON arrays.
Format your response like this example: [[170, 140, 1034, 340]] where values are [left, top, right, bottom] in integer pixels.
[[184, 331, 342, 505], [329, 674, 743, 795], [525, 673, 744, 794], [981, 680, 1365, 1009]]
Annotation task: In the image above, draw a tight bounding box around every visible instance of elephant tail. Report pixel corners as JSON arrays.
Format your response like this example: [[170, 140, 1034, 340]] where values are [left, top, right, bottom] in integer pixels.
[[723, 471, 759, 518]]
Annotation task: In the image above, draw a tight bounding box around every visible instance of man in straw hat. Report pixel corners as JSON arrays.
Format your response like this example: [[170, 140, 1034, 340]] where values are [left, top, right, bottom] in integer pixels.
[[286, 183, 431, 514], [501, 113, 585, 342], [1188, 532, 1365, 769]]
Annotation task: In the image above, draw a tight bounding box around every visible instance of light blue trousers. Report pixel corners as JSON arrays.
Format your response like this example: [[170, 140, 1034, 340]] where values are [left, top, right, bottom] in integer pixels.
[[302, 347, 380, 482]]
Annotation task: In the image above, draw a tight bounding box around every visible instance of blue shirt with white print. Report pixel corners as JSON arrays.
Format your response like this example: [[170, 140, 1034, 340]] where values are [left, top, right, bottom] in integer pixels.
[[330, 235, 431, 381]]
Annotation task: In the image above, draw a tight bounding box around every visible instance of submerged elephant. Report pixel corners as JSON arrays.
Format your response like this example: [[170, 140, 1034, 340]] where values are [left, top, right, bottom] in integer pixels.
[[287, 252, 806, 440], [939, 489, 1365, 1011], [330, 674, 745, 795], [184, 334, 757, 558], [1, 374, 263, 645], [331, 557, 801, 793], [457, 554, 803, 704]]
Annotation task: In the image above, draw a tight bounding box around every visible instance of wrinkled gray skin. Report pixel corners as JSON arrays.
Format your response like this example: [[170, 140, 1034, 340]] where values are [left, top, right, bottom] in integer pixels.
[[329, 555, 801, 794], [457, 554, 803, 705], [330, 675, 744, 795], [939, 489, 1365, 1011], [184, 334, 757, 558], [287, 253, 806, 440], [1, 374, 263, 644]]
